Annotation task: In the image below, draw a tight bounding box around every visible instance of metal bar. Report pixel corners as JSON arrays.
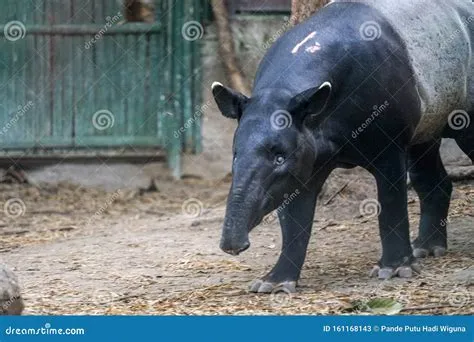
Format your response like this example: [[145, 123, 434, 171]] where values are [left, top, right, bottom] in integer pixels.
[[1, 135, 167, 149], [0, 152, 166, 168], [181, 3, 194, 153], [193, 0, 203, 154], [0, 23, 162, 35], [166, 0, 182, 179]]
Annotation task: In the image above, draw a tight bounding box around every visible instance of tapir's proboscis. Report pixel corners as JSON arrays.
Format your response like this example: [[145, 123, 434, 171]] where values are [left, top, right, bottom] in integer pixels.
[[212, 0, 474, 293]]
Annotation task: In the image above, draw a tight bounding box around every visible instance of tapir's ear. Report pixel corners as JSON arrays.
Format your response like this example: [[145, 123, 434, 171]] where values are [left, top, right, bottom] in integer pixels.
[[211, 82, 249, 120], [288, 81, 332, 125]]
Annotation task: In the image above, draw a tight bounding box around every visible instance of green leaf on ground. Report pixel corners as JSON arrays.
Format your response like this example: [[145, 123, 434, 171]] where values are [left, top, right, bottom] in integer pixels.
[[347, 298, 403, 315]]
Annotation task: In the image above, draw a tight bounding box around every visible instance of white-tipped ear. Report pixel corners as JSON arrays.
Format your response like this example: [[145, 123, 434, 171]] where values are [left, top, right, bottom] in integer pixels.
[[288, 81, 333, 126], [211, 82, 224, 90], [318, 81, 332, 91], [211, 83, 249, 120]]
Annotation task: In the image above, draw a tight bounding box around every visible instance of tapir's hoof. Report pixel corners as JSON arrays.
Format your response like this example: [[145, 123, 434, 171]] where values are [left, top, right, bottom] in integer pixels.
[[413, 246, 446, 258], [370, 263, 421, 280], [248, 279, 297, 293]]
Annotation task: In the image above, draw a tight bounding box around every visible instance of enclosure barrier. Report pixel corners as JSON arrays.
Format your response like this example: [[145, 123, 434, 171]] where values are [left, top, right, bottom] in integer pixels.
[[0, 0, 207, 178]]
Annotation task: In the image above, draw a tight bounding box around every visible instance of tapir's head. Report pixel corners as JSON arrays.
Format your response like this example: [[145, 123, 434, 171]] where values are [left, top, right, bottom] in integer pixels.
[[212, 81, 332, 255]]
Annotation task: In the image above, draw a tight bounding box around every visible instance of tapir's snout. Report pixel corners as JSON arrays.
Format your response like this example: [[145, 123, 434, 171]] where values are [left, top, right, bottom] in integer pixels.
[[219, 215, 251, 255], [220, 238, 250, 256], [219, 155, 274, 256]]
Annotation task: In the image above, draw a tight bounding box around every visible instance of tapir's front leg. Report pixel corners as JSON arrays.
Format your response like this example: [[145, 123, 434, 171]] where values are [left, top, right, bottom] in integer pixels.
[[249, 175, 328, 293], [369, 151, 420, 279]]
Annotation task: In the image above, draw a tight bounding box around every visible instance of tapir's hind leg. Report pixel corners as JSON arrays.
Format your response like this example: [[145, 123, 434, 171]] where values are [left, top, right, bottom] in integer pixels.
[[408, 140, 453, 258]]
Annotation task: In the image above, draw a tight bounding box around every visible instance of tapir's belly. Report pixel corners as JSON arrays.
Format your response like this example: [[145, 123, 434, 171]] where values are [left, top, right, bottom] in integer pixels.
[[335, 0, 474, 144]]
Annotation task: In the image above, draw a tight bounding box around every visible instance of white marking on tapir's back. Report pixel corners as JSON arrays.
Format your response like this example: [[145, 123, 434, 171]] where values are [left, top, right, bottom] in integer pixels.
[[292, 31, 320, 54], [305, 42, 322, 53]]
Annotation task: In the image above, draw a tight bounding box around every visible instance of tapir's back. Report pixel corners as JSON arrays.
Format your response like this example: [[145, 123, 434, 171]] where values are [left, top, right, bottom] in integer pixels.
[[332, 0, 474, 142]]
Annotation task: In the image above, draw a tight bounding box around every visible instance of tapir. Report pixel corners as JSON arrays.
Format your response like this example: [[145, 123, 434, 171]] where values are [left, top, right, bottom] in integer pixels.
[[212, 0, 474, 293]]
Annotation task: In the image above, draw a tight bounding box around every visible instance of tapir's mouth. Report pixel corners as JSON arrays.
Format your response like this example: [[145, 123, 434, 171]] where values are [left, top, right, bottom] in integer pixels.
[[221, 241, 250, 256], [220, 213, 266, 256]]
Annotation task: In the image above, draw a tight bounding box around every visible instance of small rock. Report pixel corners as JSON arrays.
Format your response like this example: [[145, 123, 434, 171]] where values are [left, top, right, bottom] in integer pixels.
[[451, 267, 474, 285], [0, 264, 24, 315]]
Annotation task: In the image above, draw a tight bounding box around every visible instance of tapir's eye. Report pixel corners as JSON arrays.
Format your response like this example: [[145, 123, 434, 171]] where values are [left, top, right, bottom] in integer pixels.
[[274, 155, 285, 166]]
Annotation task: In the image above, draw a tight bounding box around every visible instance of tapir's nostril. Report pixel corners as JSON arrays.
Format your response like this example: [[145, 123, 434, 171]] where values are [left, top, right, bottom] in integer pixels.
[[220, 241, 250, 256]]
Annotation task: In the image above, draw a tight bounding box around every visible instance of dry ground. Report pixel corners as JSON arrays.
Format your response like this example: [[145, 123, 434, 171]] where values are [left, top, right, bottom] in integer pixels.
[[0, 168, 472, 315]]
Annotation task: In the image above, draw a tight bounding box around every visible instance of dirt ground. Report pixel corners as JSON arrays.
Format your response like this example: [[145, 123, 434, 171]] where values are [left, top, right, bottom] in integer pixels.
[[0, 166, 472, 315]]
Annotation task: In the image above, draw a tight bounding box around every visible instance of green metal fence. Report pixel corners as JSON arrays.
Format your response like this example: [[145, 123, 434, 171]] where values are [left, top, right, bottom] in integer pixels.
[[0, 0, 205, 178]]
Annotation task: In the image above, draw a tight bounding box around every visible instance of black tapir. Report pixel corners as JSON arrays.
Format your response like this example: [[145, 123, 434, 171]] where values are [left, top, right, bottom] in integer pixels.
[[212, 0, 474, 293]]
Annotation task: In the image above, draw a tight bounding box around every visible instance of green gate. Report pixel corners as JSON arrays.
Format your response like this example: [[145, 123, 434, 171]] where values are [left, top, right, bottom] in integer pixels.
[[0, 0, 205, 178]]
